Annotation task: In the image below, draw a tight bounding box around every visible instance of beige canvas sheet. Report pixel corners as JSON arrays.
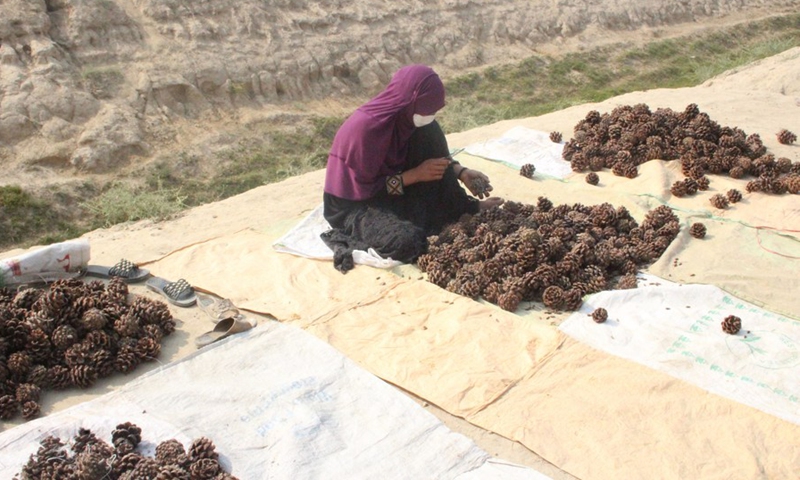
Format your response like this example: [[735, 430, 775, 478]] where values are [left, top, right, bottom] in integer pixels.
[[4, 48, 799, 479]]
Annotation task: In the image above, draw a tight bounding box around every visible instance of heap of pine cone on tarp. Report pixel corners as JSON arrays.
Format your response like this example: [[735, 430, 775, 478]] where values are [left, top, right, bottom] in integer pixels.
[[562, 103, 800, 195], [416, 198, 680, 312], [0, 277, 176, 422], [14, 422, 238, 479]]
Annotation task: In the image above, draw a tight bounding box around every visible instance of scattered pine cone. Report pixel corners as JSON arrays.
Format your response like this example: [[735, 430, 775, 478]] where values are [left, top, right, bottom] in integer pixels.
[[591, 308, 608, 323], [14, 426, 239, 480], [519, 163, 535, 179], [721, 315, 742, 334], [689, 223, 707, 239], [0, 278, 176, 422], [560, 104, 796, 197], [709, 193, 729, 209], [419, 200, 679, 310], [550, 131, 562, 143], [777, 129, 796, 145], [726, 189, 743, 203], [586, 172, 599, 185]]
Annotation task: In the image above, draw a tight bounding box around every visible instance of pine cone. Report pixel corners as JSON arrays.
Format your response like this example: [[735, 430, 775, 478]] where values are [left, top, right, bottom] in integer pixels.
[[777, 129, 797, 145], [0, 394, 19, 419], [709, 193, 729, 209], [70, 365, 99, 389], [562, 288, 583, 311], [72, 428, 102, 454], [79, 308, 108, 331], [128, 457, 161, 479], [114, 313, 141, 338], [728, 166, 745, 179], [52, 324, 79, 350], [8, 351, 32, 379], [135, 337, 161, 361], [188, 437, 219, 462], [35, 287, 71, 318], [21, 400, 41, 420], [27, 364, 51, 389], [683, 178, 698, 194], [721, 315, 741, 334], [74, 446, 111, 480], [112, 422, 143, 453], [92, 349, 116, 378], [13, 288, 42, 310], [156, 465, 191, 480], [670, 181, 688, 197], [519, 163, 535, 179], [550, 131, 563, 143], [25, 328, 52, 364], [156, 439, 189, 467], [689, 223, 707, 239], [497, 290, 522, 312], [49, 365, 73, 389], [726, 189, 743, 203], [541, 286, 564, 310], [695, 176, 710, 191], [189, 458, 221, 480], [536, 196, 553, 212], [84, 330, 114, 351], [591, 308, 608, 323], [115, 345, 141, 374], [585, 172, 599, 185], [16, 383, 41, 403], [616, 274, 638, 290], [111, 452, 144, 477], [776, 157, 792, 174], [470, 177, 489, 196]]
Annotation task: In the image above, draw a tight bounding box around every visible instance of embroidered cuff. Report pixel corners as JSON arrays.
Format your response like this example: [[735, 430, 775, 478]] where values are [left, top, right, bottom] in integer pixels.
[[386, 174, 404, 195]]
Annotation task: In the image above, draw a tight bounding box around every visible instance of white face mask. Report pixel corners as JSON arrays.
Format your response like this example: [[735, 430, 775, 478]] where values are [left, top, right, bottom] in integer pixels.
[[413, 114, 436, 127]]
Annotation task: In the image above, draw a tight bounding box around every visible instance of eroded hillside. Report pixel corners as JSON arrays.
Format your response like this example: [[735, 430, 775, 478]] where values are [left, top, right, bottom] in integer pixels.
[[0, 0, 796, 179]]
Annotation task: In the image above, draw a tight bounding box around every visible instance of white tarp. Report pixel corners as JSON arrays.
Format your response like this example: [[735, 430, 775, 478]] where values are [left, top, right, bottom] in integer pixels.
[[272, 203, 404, 269], [0, 320, 551, 480], [0, 239, 90, 285], [462, 126, 571, 179], [559, 282, 800, 426]]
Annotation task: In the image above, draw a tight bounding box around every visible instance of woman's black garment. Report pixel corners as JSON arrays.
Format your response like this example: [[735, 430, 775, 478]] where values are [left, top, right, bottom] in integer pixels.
[[321, 121, 479, 273]]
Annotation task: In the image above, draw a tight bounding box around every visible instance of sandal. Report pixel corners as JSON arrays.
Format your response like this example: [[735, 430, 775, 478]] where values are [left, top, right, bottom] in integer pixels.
[[146, 276, 197, 307], [194, 315, 256, 348], [197, 292, 240, 323], [85, 259, 150, 283]]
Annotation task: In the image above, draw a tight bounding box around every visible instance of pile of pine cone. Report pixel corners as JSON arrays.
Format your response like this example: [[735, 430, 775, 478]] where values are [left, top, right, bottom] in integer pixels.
[[417, 198, 680, 312], [0, 277, 176, 422], [14, 422, 238, 479], [562, 103, 800, 195]]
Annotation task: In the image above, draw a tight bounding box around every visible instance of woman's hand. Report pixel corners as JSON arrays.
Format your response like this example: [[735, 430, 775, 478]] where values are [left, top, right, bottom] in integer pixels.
[[459, 168, 494, 199], [404, 157, 450, 185]]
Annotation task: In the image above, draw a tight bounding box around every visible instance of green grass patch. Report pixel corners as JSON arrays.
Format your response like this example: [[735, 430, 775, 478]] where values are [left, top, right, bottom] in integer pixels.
[[0, 185, 84, 251], [438, 13, 800, 132], [81, 182, 188, 228]]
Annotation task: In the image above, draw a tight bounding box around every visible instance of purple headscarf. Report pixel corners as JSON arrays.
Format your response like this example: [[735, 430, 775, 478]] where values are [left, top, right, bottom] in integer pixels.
[[324, 64, 446, 200]]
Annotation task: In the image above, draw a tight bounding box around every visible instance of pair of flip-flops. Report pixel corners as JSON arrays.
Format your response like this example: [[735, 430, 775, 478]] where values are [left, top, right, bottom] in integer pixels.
[[194, 293, 256, 348], [84, 260, 196, 307]]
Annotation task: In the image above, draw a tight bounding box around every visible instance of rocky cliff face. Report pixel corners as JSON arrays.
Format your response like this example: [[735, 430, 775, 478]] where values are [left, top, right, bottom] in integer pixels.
[[0, 0, 795, 175]]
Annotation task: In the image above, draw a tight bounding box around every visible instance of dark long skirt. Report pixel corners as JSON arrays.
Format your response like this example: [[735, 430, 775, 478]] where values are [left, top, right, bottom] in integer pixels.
[[321, 121, 479, 272]]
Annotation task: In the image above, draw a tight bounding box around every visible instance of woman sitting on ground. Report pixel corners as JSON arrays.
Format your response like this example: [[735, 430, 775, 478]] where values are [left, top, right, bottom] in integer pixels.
[[321, 64, 504, 272]]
